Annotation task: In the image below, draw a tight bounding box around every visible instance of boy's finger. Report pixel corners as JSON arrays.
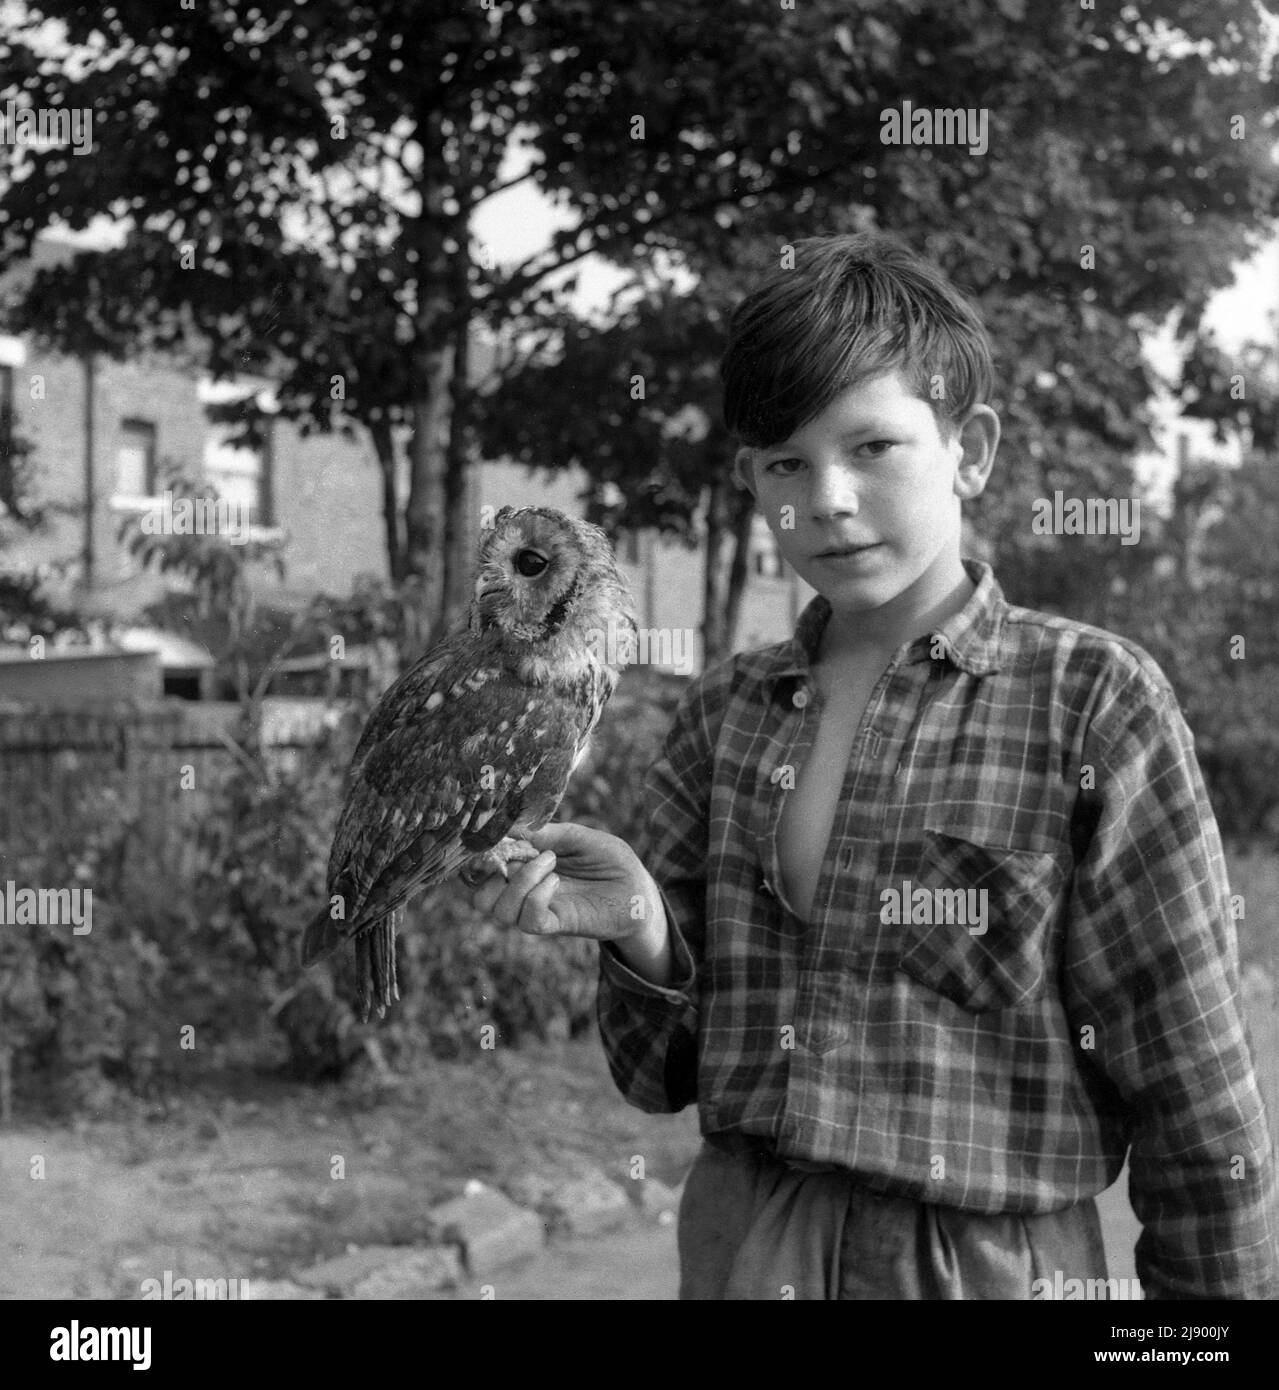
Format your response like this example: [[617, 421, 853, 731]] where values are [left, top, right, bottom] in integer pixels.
[[468, 874, 507, 914], [489, 850, 557, 928], [524, 822, 593, 857], [517, 872, 561, 937]]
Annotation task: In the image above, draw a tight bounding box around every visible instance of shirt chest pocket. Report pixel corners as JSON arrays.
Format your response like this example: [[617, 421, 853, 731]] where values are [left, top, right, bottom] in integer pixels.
[[893, 821, 1068, 1013]]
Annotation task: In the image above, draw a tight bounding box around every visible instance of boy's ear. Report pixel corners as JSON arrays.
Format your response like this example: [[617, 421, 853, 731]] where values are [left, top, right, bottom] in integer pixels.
[[952, 405, 1000, 502], [733, 446, 758, 497]]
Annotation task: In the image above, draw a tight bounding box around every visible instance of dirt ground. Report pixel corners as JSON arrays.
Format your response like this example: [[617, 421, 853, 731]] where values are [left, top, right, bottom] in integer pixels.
[[2, 965, 1275, 1300], [0, 1036, 703, 1300]]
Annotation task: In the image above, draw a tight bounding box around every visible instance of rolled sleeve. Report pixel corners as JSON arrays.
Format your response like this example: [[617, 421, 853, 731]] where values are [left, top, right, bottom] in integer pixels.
[[596, 674, 719, 1114]]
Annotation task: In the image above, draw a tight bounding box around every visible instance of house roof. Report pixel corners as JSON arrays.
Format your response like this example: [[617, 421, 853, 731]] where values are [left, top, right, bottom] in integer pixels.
[[113, 627, 216, 669]]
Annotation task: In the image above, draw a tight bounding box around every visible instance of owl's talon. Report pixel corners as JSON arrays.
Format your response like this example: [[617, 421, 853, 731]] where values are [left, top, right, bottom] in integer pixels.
[[459, 859, 498, 889], [460, 837, 539, 888]]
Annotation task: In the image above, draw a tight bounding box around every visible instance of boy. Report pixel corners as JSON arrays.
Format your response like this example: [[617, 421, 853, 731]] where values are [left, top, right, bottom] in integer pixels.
[[469, 233, 1277, 1300]]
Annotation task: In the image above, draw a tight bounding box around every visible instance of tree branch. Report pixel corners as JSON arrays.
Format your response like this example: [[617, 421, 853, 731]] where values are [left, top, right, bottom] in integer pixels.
[[483, 153, 859, 317], [472, 165, 539, 205]]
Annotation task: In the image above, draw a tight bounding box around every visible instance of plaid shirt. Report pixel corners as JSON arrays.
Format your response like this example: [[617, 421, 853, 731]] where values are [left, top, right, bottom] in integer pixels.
[[598, 558, 1278, 1299]]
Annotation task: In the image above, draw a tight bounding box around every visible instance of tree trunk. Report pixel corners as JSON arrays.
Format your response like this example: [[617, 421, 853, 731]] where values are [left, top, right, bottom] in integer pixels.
[[722, 486, 754, 656], [702, 473, 753, 665], [701, 476, 731, 665], [404, 322, 452, 646], [402, 128, 454, 653], [369, 417, 403, 583], [442, 289, 474, 632]]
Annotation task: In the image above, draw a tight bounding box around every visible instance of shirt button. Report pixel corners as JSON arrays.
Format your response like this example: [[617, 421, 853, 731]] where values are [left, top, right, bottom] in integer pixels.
[[792, 689, 809, 709]]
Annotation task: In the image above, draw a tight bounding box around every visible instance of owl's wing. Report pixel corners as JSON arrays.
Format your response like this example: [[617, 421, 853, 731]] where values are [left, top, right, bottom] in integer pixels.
[[571, 650, 618, 770], [324, 639, 606, 938]]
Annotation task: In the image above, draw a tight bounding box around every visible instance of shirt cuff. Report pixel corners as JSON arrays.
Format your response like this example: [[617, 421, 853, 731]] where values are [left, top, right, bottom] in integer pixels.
[[599, 886, 698, 1003]]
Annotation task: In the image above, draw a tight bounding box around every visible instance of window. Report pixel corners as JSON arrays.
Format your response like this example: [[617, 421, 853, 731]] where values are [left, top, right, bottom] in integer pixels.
[[198, 376, 278, 528], [203, 418, 273, 526], [163, 670, 203, 701], [115, 418, 156, 497]]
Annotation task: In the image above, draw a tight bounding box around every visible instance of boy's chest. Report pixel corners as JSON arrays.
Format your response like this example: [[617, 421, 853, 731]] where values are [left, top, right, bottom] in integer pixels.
[[776, 665, 882, 924], [750, 653, 1077, 1020]]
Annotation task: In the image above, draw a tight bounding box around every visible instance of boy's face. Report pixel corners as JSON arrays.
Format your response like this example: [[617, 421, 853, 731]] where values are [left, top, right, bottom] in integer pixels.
[[735, 369, 997, 631]]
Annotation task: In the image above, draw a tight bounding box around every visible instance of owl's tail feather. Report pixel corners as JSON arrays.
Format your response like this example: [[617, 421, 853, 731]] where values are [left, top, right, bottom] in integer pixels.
[[354, 913, 400, 1023], [301, 904, 399, 1022], [300, 905, 345, 968]]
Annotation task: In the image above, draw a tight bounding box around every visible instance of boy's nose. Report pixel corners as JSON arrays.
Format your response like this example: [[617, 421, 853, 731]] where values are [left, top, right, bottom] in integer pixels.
[[809, 465, 860, 518]]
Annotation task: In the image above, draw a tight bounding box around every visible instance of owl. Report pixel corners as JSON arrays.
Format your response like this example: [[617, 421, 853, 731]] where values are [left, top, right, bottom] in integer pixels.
[[300, 506, 638, 1020]]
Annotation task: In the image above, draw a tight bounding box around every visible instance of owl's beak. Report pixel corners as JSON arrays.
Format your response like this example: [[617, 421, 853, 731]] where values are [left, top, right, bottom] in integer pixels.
[[474, 570, 503, 602]]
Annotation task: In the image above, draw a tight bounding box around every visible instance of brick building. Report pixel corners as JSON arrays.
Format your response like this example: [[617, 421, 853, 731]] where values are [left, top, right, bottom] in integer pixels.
[[0, 235, 806, 685]]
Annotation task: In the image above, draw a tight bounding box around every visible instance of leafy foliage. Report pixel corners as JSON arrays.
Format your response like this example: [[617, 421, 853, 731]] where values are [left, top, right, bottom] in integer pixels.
[[0, 781, 170, 1111], [1099, 452, 1279, 840], [0, 665, 685, 1105], [4, 1, 1274, 636]]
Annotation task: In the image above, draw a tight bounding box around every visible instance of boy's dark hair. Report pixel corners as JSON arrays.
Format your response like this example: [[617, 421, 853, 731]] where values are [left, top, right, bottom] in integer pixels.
[[721, 232, 994, 448]]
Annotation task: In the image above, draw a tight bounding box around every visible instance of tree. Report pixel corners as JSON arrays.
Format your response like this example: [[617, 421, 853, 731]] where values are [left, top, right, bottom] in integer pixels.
[[469, 0, 1279, 636], [474, 264, 757, 661], [118, 460, 299, 742], [0, 0, 886, 641], [1, 0, 1274, 647], [0, 325, 84, 645]]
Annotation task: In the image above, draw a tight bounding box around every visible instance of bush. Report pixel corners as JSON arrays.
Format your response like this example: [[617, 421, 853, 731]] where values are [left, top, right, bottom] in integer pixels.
[[2, 668, 689, 1107], [0, 783, 171, 1112]]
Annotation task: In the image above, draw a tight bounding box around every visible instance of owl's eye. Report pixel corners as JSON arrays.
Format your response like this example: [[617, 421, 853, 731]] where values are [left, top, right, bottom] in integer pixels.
[[513, 548, 549, 577]]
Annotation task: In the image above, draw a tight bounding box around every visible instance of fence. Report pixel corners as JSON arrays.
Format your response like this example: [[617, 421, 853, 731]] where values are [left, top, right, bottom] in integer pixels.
[[0, 701, 340, 884]]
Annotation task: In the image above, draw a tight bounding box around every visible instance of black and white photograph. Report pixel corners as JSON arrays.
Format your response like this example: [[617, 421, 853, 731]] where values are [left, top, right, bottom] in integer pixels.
[[0, 0, 1276, 1354]]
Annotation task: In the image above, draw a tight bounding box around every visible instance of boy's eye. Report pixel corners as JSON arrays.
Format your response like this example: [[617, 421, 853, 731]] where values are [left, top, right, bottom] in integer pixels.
[[763, 442, 895, 474]]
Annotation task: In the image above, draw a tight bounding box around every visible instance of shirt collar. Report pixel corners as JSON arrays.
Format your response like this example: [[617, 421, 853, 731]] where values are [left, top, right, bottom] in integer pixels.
[[756, 557, 1006, 696]]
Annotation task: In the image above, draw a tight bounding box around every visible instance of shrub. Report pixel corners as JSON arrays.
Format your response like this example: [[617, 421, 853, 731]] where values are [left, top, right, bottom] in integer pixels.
[[0, 783, 171, 1112], [2, 668, 689, 1106]]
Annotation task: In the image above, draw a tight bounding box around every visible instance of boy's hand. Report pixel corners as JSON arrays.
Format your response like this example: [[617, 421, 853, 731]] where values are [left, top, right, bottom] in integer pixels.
[[465, 822, 662, 942], [465, 822, 674, 985]]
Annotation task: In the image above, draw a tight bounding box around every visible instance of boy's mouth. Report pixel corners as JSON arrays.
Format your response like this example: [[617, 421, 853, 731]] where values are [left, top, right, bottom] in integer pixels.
[[814, 542, 882, 560]]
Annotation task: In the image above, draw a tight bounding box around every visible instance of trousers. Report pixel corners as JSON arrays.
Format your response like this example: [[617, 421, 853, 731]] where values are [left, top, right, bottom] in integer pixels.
[[678, 1139, 1109, 1300]]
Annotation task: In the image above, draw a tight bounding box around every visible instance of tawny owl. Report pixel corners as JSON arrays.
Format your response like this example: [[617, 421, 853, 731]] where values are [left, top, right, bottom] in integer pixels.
[[300, 506, 638, 1020]]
